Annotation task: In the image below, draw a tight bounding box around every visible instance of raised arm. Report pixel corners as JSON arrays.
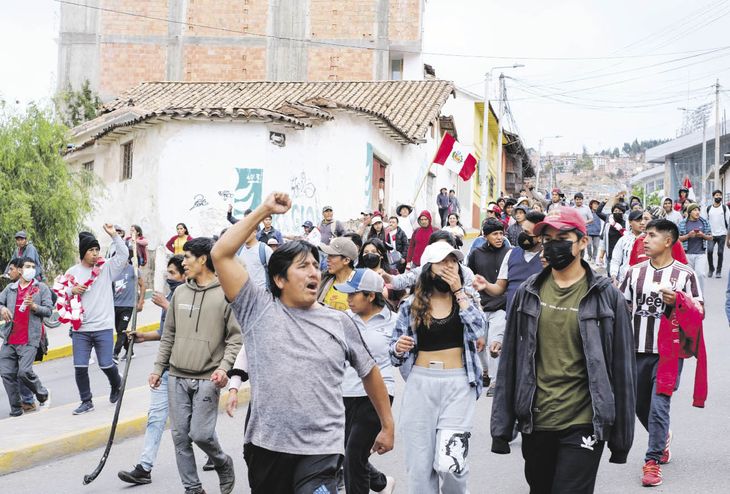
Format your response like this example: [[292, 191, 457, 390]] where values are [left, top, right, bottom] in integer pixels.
[[212, 192, 292, 301]]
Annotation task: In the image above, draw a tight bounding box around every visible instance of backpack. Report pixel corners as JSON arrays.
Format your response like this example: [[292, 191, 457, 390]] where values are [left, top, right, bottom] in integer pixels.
[[706, 205, 728, 229], [258, 242, 270, 291]]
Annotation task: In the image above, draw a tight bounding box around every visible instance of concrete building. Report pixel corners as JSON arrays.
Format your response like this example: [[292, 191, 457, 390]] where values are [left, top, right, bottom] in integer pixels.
[[646, 123, 730, 203], [629, 165, 665, 204], [64, 80, 479, 251], [58, 0, 425, 100]]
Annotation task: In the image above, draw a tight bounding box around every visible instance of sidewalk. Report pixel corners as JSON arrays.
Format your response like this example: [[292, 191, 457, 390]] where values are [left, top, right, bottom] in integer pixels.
[[0, 383, 250, 475]]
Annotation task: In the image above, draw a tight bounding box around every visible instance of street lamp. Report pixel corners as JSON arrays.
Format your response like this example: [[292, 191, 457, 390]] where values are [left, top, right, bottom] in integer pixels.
[[481, 64, 525, 207], [536, 135, 562, 193]]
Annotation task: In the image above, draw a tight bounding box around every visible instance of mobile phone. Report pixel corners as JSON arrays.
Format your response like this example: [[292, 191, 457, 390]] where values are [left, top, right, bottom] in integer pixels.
[[429, 361, 445, 370], [694, 229, 700, 233]]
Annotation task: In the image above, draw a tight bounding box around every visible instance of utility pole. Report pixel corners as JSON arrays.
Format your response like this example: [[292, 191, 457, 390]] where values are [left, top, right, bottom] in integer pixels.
[[702, 115, 707, 202], [481, 72, 491, 212], [715, 79, 721, 194], [497, 73, 505, 199]]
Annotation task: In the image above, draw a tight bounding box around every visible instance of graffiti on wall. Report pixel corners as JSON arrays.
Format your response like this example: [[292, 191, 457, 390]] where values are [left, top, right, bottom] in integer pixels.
[[273, 171, 320, 235], [232, 168, 264, 215], [189, 194, 209, 210]]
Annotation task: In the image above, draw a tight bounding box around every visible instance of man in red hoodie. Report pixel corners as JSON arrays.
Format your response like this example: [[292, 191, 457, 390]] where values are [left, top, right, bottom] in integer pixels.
[[620, 219, 703, 487], [406, 211, 435, 267]]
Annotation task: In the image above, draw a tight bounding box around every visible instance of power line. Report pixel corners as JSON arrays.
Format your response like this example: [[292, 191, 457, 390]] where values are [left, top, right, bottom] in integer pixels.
[[53, 0, 730, 62]]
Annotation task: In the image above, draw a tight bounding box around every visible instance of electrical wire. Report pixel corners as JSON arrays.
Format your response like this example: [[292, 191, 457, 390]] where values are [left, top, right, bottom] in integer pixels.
[[53, 0, 730, 62]]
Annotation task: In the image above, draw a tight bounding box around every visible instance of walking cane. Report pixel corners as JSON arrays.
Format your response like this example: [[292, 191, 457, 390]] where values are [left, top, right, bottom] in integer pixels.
[[83, 231, 141, 485]]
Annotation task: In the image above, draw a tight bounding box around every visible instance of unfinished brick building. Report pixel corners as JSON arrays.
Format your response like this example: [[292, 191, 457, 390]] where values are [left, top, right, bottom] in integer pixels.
[[58, 0, 425, 100]]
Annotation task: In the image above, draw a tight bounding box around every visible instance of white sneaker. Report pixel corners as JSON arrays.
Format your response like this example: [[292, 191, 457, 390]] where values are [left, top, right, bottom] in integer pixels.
[[376, 476, 396, 494]]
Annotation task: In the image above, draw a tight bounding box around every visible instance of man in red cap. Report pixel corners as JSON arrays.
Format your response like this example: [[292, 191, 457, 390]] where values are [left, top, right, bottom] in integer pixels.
[[491, 207, 636, 493]]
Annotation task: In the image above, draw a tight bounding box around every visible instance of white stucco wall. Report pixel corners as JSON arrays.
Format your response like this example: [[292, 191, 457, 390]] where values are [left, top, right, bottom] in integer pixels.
[[67, 111, 469, 249]]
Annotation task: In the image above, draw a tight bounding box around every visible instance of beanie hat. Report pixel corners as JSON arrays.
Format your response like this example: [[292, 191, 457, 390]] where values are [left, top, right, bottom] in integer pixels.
[[686, 203, 700, 215], [482, 218, 505, 235], [79, 232, 100, 259]]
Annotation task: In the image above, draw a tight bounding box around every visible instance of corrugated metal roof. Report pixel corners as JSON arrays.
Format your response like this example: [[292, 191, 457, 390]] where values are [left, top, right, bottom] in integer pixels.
[[67, 80, 456, 154]]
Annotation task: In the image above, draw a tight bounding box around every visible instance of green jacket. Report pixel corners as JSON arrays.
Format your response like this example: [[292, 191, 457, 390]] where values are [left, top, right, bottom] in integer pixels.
[[0, 280, 53, 347]]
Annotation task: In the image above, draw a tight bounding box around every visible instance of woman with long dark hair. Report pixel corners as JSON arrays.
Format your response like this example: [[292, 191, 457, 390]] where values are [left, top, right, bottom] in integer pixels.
[[367, 216, 389, 245], [165, 223, 192, 255], [359, 238, 404, 307], [390, 242, 485, 493]]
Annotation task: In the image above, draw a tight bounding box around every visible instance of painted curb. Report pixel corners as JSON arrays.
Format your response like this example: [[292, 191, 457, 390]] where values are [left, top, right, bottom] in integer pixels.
[[0, 386, 250, 476], [41, 322, 160, 363]]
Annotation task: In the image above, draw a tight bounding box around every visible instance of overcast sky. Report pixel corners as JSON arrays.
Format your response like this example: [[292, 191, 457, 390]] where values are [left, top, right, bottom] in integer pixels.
[[1, 0, 728, 154]]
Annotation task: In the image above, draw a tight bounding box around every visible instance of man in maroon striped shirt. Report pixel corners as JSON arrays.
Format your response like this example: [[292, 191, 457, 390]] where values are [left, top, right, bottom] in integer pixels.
[[620, 219, 703, 487]]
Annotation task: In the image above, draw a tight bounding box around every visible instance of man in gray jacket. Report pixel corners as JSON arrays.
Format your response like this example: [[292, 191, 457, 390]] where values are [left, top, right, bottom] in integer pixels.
[[4, 231, 44, 281], [0, 257, 52, 416]]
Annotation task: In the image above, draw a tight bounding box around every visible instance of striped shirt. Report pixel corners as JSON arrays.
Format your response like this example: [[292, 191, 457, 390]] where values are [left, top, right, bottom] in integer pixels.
[[620, 260, 702, 354]]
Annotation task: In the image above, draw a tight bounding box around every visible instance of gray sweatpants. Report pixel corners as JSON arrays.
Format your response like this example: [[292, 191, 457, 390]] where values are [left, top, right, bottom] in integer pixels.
[[168, 376, 228, 491], [400, 367, 476, 494], [0, 343, 47, 409], [478, 310, 506, 382]]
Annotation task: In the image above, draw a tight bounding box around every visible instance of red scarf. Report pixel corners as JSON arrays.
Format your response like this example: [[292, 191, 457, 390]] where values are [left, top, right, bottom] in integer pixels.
[[52, 258, 106, 330], [629, 235, 688, 266]]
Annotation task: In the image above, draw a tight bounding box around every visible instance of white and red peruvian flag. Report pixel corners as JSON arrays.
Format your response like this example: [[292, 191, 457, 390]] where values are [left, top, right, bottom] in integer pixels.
[[683, 176, 696, 202], [433, 133, 477, 181]]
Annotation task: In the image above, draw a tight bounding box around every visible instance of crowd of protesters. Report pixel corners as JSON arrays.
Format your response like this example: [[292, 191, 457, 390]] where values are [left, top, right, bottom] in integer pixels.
[[0, 178, 721, 493]]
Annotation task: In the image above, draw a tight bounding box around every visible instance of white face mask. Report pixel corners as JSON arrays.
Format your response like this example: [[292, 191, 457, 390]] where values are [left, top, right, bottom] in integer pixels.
[[21, 268, 36, 282]]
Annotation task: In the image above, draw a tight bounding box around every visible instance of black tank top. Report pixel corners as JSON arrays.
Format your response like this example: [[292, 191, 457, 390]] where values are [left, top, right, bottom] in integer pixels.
[[417, 302, 464, 351]]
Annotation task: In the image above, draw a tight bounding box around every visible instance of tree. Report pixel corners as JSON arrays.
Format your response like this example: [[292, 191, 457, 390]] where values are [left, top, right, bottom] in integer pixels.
[[54, 80, 102, 128], [612, 147, 620, 158], [630, 139, 640, 156], [0, 102, 92, 275], [622, 142, 632, 155]]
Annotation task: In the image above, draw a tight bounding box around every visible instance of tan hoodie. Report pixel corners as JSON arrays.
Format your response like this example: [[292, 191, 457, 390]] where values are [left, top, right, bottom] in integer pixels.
[[153, 278, 242, 380]]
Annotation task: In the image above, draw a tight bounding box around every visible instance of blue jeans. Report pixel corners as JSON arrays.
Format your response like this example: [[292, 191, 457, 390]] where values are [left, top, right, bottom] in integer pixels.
[[139, 371, 169, 471], [636, 353, 683, 462], [71, 329, 120, 402], [19, 380, 35, 404]]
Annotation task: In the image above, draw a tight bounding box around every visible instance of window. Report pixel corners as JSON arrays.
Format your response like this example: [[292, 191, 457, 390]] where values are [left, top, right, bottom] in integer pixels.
[[390, 58, 403, 80], [121, 141, 133, 181], [82, 160, 94, 186]]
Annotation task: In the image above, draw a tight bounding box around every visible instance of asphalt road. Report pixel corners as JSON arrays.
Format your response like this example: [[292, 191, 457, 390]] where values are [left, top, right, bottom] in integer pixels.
[[0, 340, 160, 417], [2, 255, 730, 492]]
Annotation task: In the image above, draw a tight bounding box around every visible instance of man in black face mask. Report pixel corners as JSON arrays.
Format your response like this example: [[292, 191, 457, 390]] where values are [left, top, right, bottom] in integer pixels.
[[705, 189, 730, 278], [473, 211, 546, 313], [467, 218, 510, 396], [491, 207, 636, 494]]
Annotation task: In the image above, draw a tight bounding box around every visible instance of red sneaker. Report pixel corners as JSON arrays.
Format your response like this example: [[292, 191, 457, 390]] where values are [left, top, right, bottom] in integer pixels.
[[642, 460, 663, 487], [659, 430, 672, 464]]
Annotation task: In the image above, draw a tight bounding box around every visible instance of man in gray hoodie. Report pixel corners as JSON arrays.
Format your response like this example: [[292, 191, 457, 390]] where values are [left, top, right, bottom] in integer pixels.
[[151, 237, 242, 494]]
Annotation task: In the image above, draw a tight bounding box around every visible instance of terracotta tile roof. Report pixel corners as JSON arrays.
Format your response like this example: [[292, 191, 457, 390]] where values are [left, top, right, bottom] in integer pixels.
[[68, 80, 455, 153]]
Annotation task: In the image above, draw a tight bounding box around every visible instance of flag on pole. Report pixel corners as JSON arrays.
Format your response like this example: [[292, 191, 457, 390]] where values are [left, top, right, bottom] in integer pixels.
[[683, 176, 696, 202], [433, 133, 477, 181]]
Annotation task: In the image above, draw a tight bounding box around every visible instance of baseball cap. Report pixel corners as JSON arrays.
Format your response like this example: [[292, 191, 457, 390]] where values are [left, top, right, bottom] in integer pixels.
[[267, 238, 280, 245], [322, 205, 333, 213], [534, 207, 587, 236], [517, 196, 529, 205], [420, 241, 465, 264], [552, 188, 562, 195], [114, 224, 124, 232], [514, 204, 530, 214], [371, 216, 383, 225], [319, 237, 359, 261], [486, 203, 498, 212], [302, 220, 314, 228], [334, 268, 384, 294], [14, 230, 27, 239], [360, 210, 372, 216]]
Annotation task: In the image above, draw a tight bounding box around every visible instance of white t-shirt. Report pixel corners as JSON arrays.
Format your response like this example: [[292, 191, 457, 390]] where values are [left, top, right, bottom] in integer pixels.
[[706, 204, 729, 236], [574, 205, 593, 224], [497, 249, 540, 280], [238, 242, 273, 289]]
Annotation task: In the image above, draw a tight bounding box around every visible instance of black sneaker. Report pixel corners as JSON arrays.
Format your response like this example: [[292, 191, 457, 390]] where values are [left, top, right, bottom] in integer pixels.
[[202, 457, 215, 471], [215, 455, 235, 494], [9, 408, 23, 417], [73, 400, 94, 415], [118, 464, 151, 485], [184, 489, 207, 494], [110, 385, 121, 404], [716, 271, 722, 278], [709, 270, 714, 278]]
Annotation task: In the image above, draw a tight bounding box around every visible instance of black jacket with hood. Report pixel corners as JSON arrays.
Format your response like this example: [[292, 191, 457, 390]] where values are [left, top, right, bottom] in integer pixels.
[[491, 260, 636, 464]]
